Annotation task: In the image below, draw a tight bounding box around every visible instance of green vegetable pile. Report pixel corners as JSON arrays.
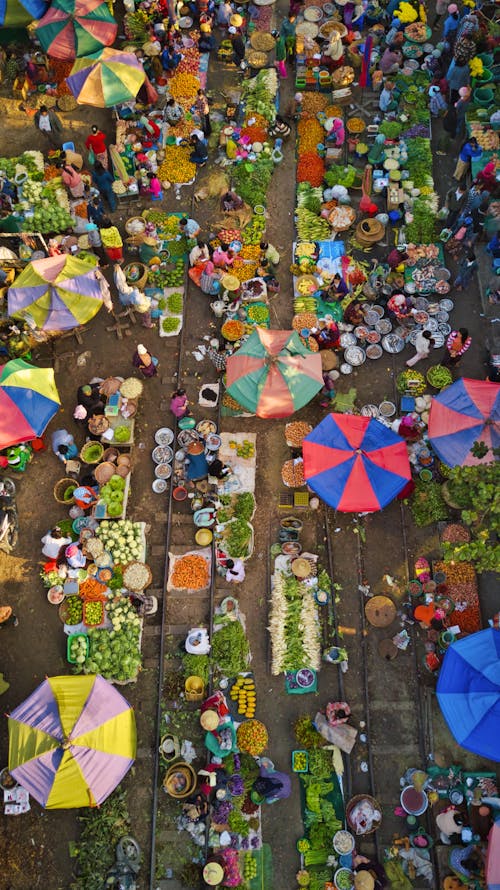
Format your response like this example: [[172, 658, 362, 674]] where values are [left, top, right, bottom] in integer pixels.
[[148, 259, 184, 289], [223, 518, 253, 558], [242, 215, 266, 245], [243, 853, 257, 880], [324, 164, 358, 188], [79, 625, 142, 682], [84, 601, 104, 626], [65, 595, 83, 625], [162, 316, 181, 334], [410, 480, 449, 527], [397, 369, 426, 395], [378, 119, 403, 139], [107, 598, 141, 633], [234, 492, 255, 522], [166, 291, 183, 314], [99, 474, 126, 518], [183, 652, 210, 684], [70, 790, 131, 890], [232, 156, 274, 207], [246, 303, 269, 324], [241, 70, 277, 122], [113, 425, 131, 444], [296, 206, 330, 242], [211, 619, 249, 677], [96, 519, 143, 564], [426, 365, 453, 389], [405, 195, 437, 244], [68, 635, 88, 665]]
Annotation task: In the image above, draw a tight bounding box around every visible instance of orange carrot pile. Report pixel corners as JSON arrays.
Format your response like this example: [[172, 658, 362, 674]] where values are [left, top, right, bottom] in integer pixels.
[[297, 152, 325, 187], [171, 554, 209, 589], [79, 577, 106, 601]]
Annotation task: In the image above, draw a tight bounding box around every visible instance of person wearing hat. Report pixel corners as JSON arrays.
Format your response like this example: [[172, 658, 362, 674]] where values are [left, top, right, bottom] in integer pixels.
[[199, 21, 216, 51], [0, 606, 18, 628], [353, 855, 387, 890], [229, 26, 245, 67], [139, 235, 160, 265], [443, 4, 460, 41], [475, 161, 498, 194], [85, 126, 108, 169], [429, 84, 447, 117], [453, 136, 482, 181], [343, 300, 364, 326], [132, 344, 158, 378]]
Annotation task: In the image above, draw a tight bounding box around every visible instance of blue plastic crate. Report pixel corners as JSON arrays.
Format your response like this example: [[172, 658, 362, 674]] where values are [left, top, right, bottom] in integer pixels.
[[401, 395, 415, 413]]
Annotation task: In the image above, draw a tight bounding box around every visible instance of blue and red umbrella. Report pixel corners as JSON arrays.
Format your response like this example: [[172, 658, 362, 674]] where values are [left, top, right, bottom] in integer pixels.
[[428, 378, 500, 467], [303, 413, 411, 512]]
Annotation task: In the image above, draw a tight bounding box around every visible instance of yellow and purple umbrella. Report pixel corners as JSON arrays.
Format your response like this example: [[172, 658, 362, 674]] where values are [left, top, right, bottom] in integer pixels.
[[8, 675, 136, 809], [66, 47, 146, 107], [8, 254, 103, 332], [35, 0, 117, 60], [226, 327, 324, 419], [0, 358, 60, 449]]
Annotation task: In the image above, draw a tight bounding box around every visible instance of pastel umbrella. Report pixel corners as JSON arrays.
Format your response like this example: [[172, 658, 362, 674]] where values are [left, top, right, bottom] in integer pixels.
[[8, 675, 136, 808], [303, 413, 411, 512], [225, 327, 324, 418], [437, 629, 500, 763], [66, 47, 146, 107], [0, 358, 60, 449], [428, 378, 500, 467], [0, 0, 46, 27], [35, 0, 117, 61], [486, 820, 500, 889], [8, 254, 103, 332]]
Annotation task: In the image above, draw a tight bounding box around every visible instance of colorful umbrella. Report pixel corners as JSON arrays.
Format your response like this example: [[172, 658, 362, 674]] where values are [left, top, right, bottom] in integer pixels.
[[428, 378, 500, 467], [35, 0, 117, 61], [225, 328, 323, 418], [66, 47, 146, 107], [437, 629, 500, 763], [8, 675, 136, 808], [303, 413, 411, 512], [8, 254, 103, 332], [0, 0, 46, 27], [0, 358, 60, 449], [486, 820, 500, 890]]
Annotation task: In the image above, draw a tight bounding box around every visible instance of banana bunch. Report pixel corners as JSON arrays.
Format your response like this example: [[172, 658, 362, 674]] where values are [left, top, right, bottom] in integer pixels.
[[296, 207, 330, 242], [294, 296, 318, 313]]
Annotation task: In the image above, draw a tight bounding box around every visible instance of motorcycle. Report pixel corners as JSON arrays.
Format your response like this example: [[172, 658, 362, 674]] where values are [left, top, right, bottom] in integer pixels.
[[0, 477, 18, 553]]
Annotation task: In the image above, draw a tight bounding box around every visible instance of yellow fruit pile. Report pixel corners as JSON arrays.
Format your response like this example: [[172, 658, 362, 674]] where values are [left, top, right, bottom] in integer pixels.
[[231, 259, 259, 282], [157, 145, 196, 185], [169, 71, 201, 104], [239, 244, 261, 260], [230, 676, 256, 717], [298, 118, 323, 153]]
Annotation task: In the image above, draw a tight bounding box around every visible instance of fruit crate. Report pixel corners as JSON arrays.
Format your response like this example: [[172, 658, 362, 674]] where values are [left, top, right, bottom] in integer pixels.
[[292, 749, 309, 773], [67, 633, 89, 664], [83, 600, 105, 628]]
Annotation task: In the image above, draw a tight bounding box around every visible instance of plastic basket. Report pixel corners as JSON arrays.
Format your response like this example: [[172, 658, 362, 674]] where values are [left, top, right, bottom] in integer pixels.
[[83, 600, 104, 628], [292, 749, 309, 773], [67, 633, 89, 664]]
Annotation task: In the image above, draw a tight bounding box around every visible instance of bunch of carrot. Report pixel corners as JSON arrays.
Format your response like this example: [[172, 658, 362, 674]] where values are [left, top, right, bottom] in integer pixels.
[[297, 152, 325, 187], [171, 554, 209, 590]]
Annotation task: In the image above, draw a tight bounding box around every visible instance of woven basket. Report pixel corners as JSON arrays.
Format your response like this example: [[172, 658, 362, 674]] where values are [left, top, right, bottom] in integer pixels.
[[53, 478, 77, 505], [346, 794, 382, 835], [250, 31, 275, 51], [125, 216, 146, 236], [247, 50, 268, 69], [124, 262, 148, 290], [163, 762, 197, 798], [123, 561, 152, 592], [94, 461, 115, 485]]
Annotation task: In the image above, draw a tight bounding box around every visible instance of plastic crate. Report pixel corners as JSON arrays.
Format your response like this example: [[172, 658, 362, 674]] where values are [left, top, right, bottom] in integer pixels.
[[400, 395, 415, 413], [292, 750, 309, 773], [67, 633, 89, 664], [83, 600, 104, 628], [294, 492, 310, 508]]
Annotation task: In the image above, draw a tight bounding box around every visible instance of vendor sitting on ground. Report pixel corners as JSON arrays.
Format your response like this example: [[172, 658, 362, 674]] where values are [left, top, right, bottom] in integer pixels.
[[311, 320, 340, 350], [221, 190, 244, 212], [325, 272, 349, 302], [179, 216, 201, 240], [213, 245, 235, 269], [164, 97, 184, 125], [253, 767, 291, 804], [379, 80, 397, 113], [51, 429, 78, 463], [189, 133, 209, 166], [259, 240, 280, 268], [189, 240, 210, 266], [326, 118, 345, 147], [225, 558, 245, 583], [77, 383, 105, 416], [208, 457, 231, 479], [387, 292, 413, 322], [379, 43, 402, 74], [343, 300, 365, 326], [268, 115, 291, 139]]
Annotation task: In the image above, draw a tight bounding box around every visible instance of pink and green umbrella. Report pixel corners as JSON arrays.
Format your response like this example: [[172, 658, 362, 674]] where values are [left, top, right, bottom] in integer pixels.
[[8, 254, 103, 332], [66, 47, 146, 107], [226, 327, 323, 418], [35, 0, 117, 60], [8, 675, 136, 809]]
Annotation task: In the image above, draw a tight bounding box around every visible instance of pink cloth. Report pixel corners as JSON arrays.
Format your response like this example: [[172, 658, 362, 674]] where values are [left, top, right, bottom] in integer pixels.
[[149, 176, 162, 198], [170, 394, 188, 417]]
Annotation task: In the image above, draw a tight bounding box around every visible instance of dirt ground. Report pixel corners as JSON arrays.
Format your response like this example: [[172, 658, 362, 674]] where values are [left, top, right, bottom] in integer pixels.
[[0, 12, 498, 890]]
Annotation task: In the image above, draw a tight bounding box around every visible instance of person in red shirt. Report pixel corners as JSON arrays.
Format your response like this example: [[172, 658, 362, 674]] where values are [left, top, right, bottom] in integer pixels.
[[85, 126, 108, 169]]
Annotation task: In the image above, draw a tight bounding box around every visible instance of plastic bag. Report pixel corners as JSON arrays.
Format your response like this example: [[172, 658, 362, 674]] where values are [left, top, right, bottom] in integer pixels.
[[87, 148, 95, 166]]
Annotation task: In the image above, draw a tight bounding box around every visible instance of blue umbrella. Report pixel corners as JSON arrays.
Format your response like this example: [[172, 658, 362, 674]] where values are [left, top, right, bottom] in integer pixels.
[[437, 628, 500, 762]]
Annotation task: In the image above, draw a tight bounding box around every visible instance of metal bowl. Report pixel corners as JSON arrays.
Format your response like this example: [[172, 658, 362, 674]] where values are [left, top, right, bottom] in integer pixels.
[[340, 363, 353, 374], [372, 305, 385, 317], [152, 479, 168, 493], [382, 334, 405, 353], [361, 404, 379, 417], [340, 332, 357, 347], [364, 309, 380, 326], [155, 463, 172, 479], [152, 445, 173, 464], [439, 299, 454, 312], [155, 427, 174, 445], [366, 344, 383, 359], [375, 319, 392, 335], [344, 345, 366, 366]]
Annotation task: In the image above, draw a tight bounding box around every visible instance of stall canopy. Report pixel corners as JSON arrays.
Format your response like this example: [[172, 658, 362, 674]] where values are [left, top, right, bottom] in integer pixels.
[[8, 254, 103, 332], [35, 0, 117, 60], [487, 820, 500, 890], [303, 413, 411, 512], [428, 378, 500, 467], [0, 358, 60, 449], [437, 629, 500, 763], [8, 674, 136, 808], [226, 327, 323, 419], [0, 0, 46, 27], [66, 47, 146, 106]]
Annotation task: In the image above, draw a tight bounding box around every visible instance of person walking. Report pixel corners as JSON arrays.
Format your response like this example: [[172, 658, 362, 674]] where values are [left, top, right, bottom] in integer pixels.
[[454, 252, 478, 289], [100, 220, 123, 262], [453, 137, 482, 181], [406, 330, 434, 366], [85, 125, 108, 168], [272, 30, 287, 78], [442, 328, 472, 367], [229, 26, 245, 67], [445, 182, 467, 228], [132, 343, 158, 377], [193, 88, 212, 137], [92, 161, 116, 211], [34, 105, 62, 148]]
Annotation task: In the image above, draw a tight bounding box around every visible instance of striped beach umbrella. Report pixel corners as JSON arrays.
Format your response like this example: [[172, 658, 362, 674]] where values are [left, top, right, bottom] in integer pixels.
[[226, 328, 324, 418], [0, 358, 60, 449], [35, 0, 117, 60], [8, 675, 136, 808], [66, 47, 146, 107], [8, 254, 103, 332]]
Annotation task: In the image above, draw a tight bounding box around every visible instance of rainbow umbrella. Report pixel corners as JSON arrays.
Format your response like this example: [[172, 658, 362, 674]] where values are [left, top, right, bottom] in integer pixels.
[[8, 254, 103, 332], [303, 413, 411, 512], [428, 378, 500, 467], [8, 675, 136, 809], [225, 328, 324, 419], [35, 0, 117, 61], [0, 358, 60, 449], [0, 0, 46, 27], [66, 47, 146, 107]]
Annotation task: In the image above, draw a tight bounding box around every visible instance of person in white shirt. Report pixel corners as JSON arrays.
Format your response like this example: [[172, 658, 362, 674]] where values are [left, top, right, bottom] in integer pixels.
[[406, 330, 434, 367], [41, 527, 72, 559], [225, 558, 245, 583]]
